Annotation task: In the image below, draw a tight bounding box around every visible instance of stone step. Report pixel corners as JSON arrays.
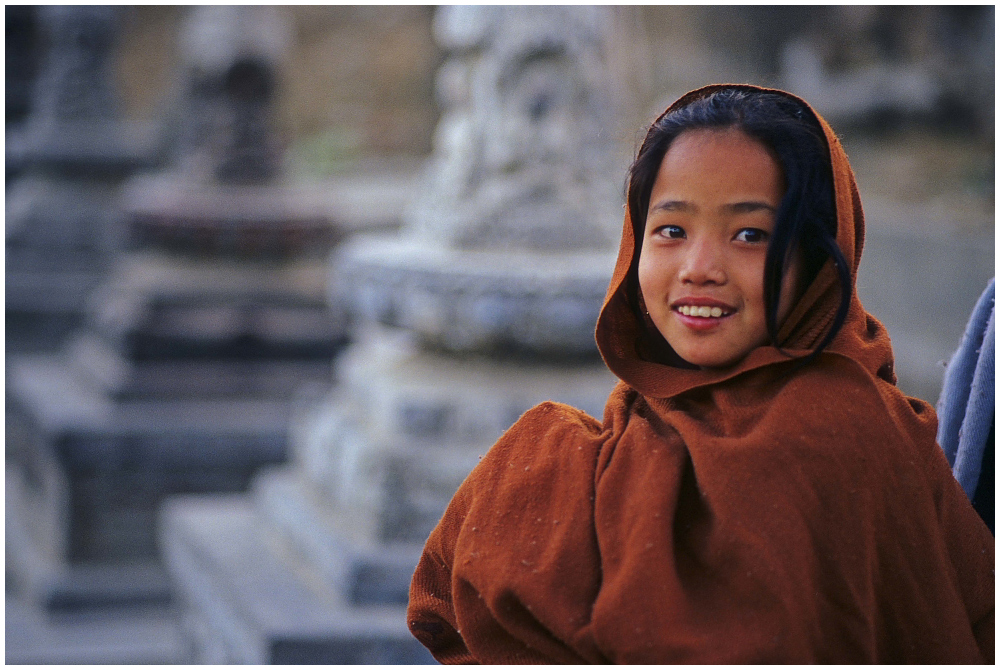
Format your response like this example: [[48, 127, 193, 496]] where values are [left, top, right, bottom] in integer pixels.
[[253, 467, 425, 605], [5, 354, 294, 576], [5, 596, 189, 665], [160, 493, 436, 664]]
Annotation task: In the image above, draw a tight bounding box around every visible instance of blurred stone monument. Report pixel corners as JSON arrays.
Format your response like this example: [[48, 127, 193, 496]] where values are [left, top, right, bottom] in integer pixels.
[[160, 5, 622, 663], [5, 7, 349, 655], [5, 5, 160, 352]]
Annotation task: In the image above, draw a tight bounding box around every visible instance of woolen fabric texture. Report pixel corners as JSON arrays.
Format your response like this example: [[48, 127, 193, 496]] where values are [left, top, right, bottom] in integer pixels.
[[407, 84, 995, 664], [937, 278, 995, 511]]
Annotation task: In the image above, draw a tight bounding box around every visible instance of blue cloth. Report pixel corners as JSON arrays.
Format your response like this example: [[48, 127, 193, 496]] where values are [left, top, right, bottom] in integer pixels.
[[936, 278, 994, 522]]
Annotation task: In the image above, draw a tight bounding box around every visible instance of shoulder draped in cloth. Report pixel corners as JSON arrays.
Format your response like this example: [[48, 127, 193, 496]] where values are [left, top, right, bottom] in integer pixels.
[[938, 278, 995, 533], [407, 84, 995, 664]]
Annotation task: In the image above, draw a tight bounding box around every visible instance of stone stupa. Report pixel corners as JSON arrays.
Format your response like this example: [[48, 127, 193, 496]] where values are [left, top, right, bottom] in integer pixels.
[[160, 5, 625, 663], [5, 5, 349, 624]]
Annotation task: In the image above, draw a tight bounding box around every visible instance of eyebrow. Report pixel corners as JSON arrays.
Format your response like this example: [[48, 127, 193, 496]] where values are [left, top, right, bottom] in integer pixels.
[[727, 201, 777, 214], [649, 200, 693, 213], [649, 200, 777, 214]]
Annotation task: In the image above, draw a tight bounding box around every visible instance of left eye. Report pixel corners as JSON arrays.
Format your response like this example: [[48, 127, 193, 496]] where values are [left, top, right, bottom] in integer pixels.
[[735, 228, 769, 243]]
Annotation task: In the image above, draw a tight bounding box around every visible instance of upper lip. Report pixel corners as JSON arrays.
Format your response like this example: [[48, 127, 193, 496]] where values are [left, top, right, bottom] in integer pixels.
[[670, 296, 737, 311]]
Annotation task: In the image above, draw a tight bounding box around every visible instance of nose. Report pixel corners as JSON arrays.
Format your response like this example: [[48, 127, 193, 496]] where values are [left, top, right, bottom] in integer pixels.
[[678, 236, 726, 285]]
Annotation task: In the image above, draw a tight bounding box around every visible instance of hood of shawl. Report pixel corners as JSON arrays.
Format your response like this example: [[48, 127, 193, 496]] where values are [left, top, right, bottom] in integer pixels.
[[595, 84, 895, 398]]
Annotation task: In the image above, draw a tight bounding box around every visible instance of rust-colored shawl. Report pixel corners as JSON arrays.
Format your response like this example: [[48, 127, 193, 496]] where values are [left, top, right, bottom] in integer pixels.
[[407, 85, 994, 663]]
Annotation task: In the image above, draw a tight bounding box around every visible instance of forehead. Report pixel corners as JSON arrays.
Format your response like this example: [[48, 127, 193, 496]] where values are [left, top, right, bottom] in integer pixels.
[[656, 128, 783, 190]]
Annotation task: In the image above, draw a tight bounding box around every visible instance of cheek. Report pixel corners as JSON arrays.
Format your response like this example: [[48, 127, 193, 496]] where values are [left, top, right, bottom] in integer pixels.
[[733, 260, 768, 307], [636, 246, 656, 294], [636, 250, 674, 304]]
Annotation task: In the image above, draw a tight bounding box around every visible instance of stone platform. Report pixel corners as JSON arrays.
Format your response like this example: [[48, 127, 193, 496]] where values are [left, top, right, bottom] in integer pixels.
[[289, 326, 617, 541], [5, 240, 347, 609], [5, 594, 189, 665], [160, 494, 436, 664], [160, 325, 618, 663]]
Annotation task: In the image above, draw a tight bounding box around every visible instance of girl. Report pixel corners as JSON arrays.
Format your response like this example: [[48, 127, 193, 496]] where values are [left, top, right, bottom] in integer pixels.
[[407, 84, 994, 663]]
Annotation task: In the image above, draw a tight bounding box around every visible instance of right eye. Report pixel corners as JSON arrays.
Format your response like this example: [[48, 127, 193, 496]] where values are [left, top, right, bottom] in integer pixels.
[[656, 225, 685, 239]]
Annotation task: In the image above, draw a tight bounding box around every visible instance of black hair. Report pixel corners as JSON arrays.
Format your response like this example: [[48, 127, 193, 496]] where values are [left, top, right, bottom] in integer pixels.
[[626, 86, 851, 364]]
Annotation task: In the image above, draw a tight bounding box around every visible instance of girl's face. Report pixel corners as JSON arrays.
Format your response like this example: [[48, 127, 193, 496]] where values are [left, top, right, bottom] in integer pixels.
[[637, 128, 803, 369]]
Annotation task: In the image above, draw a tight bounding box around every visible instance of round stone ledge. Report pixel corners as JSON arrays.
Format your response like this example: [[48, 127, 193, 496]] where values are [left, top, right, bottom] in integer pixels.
[[121, 174, 341, 258], [332, 235, 618, 357]]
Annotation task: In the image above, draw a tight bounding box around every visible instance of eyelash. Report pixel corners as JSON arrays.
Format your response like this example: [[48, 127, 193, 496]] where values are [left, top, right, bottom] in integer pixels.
[[734, 228, 769, 243]]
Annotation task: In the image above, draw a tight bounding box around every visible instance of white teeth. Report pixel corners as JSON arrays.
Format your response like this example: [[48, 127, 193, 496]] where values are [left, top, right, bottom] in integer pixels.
[[678, 305, 728, 318]]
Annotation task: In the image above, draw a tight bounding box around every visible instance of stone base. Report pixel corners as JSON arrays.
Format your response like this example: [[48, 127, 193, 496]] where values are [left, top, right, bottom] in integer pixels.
[[4, 118, 162, 355], [160, 494, 435, 664], [291, 325, 618, 544], [253, 467, 424, 606], [157, 325, 618, 664], [122, 174, 343, 258], [6, 264, 108, 319], [6, 465, 174, 609], [5, 174, 121, 353], [5, 119, 162, 176], [334, 235, 618, 357], [6, 263, 108, 354], [5, 352, 302, 607], [77, 251, 348, 366], [5, 595, 189, 665]]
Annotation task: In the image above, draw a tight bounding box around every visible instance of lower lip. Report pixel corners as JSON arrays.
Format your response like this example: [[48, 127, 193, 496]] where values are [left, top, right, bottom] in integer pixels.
[[673, 310, 734, 331]]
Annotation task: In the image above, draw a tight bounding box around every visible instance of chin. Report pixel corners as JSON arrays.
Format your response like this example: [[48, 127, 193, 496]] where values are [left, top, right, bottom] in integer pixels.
[[675, 347, 746, 370]]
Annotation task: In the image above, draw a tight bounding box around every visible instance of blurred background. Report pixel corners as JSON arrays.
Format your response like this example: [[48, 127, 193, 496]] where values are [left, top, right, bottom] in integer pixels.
[[6, 5, 994, 664]]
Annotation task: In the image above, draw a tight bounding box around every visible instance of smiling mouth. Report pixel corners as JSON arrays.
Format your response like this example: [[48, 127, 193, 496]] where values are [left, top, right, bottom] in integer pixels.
[[675, 304, 734, 318]]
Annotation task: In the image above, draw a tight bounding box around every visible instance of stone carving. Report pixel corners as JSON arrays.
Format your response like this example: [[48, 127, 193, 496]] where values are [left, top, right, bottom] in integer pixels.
[[409, 5, 621, 251], [160, 6, 621, 663], [337, 5, 622, 358]]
